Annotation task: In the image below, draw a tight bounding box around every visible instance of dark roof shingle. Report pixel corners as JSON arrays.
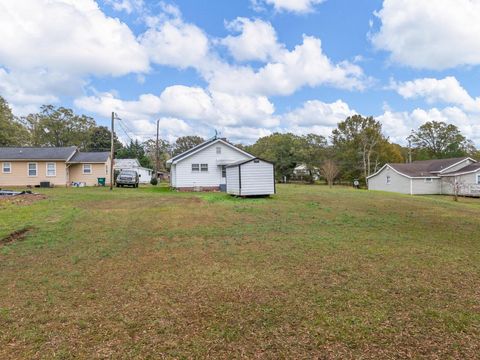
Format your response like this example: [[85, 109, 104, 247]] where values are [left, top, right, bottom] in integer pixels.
[[69, 152, 110, 163], [0, 147, 76, 160], [388, 157, 472, 177]]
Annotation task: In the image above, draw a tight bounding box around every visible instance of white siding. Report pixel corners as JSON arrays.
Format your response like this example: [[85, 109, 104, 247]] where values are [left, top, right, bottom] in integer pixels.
[[411, 178, 441, 195], [170, 164, 177, 187], [174, 142, 252, 188], [226, 166, 240, 195], [239, 160, 275, 196], [441, 171, 480, 195], [368, 166, 412, 194]]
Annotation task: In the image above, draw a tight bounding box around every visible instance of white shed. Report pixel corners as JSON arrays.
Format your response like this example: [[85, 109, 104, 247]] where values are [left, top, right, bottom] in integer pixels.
[[226, 158, 275, 196]]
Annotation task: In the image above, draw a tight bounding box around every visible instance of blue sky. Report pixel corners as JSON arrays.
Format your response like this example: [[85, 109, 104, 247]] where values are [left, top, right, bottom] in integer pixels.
[[1, 0, 479, 144]]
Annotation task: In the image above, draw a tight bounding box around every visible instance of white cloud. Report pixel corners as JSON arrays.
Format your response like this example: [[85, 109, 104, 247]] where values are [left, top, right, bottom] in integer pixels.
[[0, 0, 148, 112], [376, 107, 480, 144], [140, 10, 211, 70], [372, 0, 480, 69], [209, 35, 366, 96], [392, 76, 480, 112], [104, 0, 144, 14], [0, 0, 148, 76], [252, 0, 325, 13], [221, 18, 283, 62], [74, 85, 278, 129], [282, 99, 356, 127]]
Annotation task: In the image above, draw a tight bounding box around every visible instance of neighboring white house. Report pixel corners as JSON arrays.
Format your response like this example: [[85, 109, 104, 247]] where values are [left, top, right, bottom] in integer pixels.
[[293, 164, 320, 181], [114, 159, 153, 184], [226, 158, 275, 196], [166, 138, 255, 191], [367, 157, 480, 196]]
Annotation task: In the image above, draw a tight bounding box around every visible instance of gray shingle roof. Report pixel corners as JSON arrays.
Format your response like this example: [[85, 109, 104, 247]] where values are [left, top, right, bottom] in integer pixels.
[[0, 147, 77, 160], [442, 162, 480, 175], [388, 157, 472, 177], [69, 152, 110, 163]]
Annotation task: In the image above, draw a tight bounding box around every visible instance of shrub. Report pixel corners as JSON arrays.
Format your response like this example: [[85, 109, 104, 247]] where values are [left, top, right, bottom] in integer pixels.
[[150, 177, 158, 186]]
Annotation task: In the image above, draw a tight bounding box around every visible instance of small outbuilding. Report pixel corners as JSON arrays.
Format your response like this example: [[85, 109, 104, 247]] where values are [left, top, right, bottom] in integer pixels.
[[226, 158, 275, 196]]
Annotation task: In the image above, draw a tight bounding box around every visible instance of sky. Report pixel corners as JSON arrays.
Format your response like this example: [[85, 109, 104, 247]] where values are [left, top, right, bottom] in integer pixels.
[[1, 0, 480, 145]]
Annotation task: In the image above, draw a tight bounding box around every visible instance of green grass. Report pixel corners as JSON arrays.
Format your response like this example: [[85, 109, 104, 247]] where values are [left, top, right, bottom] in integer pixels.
[[1, 184, 479, 358]]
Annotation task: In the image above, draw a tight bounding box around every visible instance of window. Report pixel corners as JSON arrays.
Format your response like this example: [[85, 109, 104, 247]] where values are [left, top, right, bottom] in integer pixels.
[[477, 174, 480, 185], [28, 163, 37, 177], [83, 164, 92, 174], [192, 164, 199, 172], [222, 165, 226, 178], [2, 162, 11, 174], [46, 163, 56, 177], [216, 146, 221, 154], [386, 175, 391, 184], [201, 164, 208, 172], [425, 177, 433, 183], [105, 165, 108, 175]]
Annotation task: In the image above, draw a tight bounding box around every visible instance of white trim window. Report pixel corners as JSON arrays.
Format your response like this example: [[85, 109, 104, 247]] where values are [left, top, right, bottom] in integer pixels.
[[216, 146, 221, 154], [2, 162, 11, 174], [28, 163, 38, 177], [83, 164, 92, 174], [192, 164, 199, 172], [477, 174, 480, 185], [386, 175, 391, 184], [425, 177, 433, 183], [200, 164, 208, 172], [46, 162, 56, 177]]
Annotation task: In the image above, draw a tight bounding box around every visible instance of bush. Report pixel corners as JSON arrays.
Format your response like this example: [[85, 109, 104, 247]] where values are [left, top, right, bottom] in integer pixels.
[[150, 177, 158, 186]]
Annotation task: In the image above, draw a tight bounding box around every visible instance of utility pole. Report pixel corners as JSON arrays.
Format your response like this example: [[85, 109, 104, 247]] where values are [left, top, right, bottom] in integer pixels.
[[110, 112, 115, 190], [408, 139, 412, 164], [155, 119, 160, 179]]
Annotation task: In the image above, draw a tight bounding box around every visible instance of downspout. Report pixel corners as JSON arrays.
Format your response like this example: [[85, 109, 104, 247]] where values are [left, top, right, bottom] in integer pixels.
[[410, 178, 413, 195]]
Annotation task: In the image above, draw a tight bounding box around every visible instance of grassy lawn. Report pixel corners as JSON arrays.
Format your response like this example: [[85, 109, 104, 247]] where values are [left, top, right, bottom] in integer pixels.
[[1, 185, 479, 359]]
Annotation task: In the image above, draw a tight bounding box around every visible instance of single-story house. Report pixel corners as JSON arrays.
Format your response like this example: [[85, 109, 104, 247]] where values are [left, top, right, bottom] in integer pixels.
[[367, 157, 480, 195], [114, 158, 153, 184], [0, 147, 111, 187], [226, 158, 275, 196], [166, 137, 256, 191]]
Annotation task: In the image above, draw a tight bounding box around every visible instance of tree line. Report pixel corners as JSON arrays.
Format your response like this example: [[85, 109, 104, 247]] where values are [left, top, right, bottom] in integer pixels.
[[1, 96, 478, 183]]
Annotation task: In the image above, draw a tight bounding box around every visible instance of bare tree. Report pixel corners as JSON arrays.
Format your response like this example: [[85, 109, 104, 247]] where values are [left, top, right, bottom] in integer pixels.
[[320, 160, 340, 188], [443, 176, 465, 202]]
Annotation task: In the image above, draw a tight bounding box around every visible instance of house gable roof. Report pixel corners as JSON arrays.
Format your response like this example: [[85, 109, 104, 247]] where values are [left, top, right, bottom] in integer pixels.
[[0, 146, 77, 160], [167, 138, 254, 165], [68, 152, 110, 163], [441, 162, 480, 176], [367, 157, 476, 179]]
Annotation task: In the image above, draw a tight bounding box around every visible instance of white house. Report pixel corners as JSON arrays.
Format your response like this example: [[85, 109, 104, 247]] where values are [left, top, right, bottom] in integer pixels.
[[114, 158, 153, 184], [166, 138, 255, 191], [226, 158, 275, 196], [367, 157, 480, 196]]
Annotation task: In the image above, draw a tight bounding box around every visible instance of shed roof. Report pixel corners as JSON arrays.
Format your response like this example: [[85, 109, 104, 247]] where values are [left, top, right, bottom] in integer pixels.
[[226, 157, 274, 168], [0, 147, 77, 160], [69, 152, 110, 163]]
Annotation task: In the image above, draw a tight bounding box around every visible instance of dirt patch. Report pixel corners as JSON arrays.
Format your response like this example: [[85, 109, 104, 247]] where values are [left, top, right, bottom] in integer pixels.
[[0, 227, 33, 246], [0, 193, 47, 206]]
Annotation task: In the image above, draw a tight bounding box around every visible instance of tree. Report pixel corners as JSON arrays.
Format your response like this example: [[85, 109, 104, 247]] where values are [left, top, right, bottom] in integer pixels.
[[320, 160, 340, 188], [85, 126, 123, 152], [246, 133, 303, 181], [143, 138, 172, 172], [172, 136, 204, 156], [332, 115, 387, 181], [23, 105, 96, 148], [116, 140, 152, 168], [0, 96, 29, 146], [408, 121, 474, 159], [297, 134, 328, 183]]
